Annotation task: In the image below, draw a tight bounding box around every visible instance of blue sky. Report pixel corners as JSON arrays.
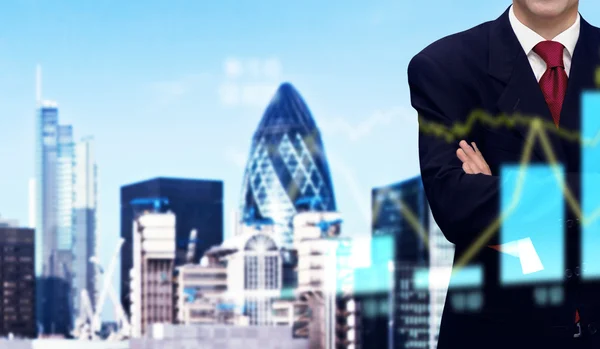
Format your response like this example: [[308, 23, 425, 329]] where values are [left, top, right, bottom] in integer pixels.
[[2, 0, 600, 320]]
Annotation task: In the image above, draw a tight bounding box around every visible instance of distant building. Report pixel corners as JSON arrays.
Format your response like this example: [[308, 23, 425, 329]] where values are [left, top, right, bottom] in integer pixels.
[[174, 257, 228, 325], [72, 137, 99, 318], [370, 176, 454, 349], [129, 212, 176, 337], [0, 217, 19, 228], [293, 211, 359, 349], [220, 224, 283, 326], [120, 177, 223, 319], [0, 226, 36, 338], [239, 83, 336, 248], [426, 209, 454, 349], [35, 98, 75, 336]]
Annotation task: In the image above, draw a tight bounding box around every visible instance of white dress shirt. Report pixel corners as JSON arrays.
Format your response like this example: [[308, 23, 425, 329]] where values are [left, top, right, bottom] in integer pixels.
[[508, 5, 580, 81]]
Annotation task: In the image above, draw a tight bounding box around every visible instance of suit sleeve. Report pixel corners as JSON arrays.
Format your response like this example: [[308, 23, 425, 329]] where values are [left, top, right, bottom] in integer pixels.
[[407, 52, 501, 245]]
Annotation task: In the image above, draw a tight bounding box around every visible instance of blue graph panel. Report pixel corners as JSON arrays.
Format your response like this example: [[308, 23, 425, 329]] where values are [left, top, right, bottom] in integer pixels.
[[582, 91, 600, 279], [353, 235, 394, 295], [500, 165, 565, 285]]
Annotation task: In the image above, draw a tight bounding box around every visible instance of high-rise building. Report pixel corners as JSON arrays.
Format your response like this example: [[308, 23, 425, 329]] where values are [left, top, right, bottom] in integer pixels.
[[55, 125, 76, 315], [35, 98, 73, 335], [35, 100, 59, 278], [0, 225, 36, 338], [427, 209, 454, 349], [120, 177, 224, 318], [130, 212, 176, 337], [370, 176, 447, 349], [239, 83, 336, 248], [73, 137, 98, 317]]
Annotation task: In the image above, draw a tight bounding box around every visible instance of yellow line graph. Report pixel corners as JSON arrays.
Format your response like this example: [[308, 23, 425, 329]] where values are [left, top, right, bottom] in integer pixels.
[[405, 108, 600, 276]]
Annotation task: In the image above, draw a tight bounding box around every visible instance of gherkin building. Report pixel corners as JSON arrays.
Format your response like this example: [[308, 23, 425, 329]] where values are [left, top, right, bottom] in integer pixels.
[[239, 82, 337, 247]]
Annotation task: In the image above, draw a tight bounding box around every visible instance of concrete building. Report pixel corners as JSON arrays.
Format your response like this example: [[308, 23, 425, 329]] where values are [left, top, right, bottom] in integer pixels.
[[130, 213, 176, 337], [120, 178, 223, 319], [130, 323, 308, 349], [205, 223, 283, 326], [293, 211, 359, 349], [0, 225, 36, 338], [174, 257, 228, 325]]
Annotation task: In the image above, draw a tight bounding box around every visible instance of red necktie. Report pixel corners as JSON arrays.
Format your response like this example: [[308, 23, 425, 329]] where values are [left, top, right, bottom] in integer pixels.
[[533, 41, 568, 127]]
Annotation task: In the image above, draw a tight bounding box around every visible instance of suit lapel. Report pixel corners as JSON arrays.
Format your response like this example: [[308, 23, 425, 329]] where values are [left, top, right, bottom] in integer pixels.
[[488, 8, 567, 163]]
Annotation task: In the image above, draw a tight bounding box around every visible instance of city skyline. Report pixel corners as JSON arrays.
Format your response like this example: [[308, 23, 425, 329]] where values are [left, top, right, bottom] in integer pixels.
[[3, 0, 600, 326]]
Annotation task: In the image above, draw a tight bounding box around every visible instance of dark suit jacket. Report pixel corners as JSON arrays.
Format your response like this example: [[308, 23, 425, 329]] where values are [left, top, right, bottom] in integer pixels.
[[408, 7, 600, 349]]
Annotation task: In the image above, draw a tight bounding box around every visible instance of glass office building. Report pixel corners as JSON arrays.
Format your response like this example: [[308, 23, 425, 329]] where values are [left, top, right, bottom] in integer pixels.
[[371, 177, 434, 349], [72, 137, 98, 316], [35, 101, 74, 335], [35, 101, 59, 278], [239, 82, 336, 248]]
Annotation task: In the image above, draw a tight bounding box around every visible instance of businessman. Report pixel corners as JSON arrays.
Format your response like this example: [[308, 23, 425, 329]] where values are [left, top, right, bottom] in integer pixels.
[[408, 1, 600, 348]]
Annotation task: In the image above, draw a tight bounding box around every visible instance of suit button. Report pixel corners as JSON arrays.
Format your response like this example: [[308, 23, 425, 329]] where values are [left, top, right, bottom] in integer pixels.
[[566, 269, 573, 278], [567, 219, 574, 228], [589, 324, 598, 336], [575, 266, 581, 276]]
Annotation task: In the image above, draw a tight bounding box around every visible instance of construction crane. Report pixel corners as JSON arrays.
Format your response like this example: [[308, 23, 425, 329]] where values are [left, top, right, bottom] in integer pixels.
[[73, 238, 129, 341], [89, 255, 131, 340], [72, 289, 95, 340]]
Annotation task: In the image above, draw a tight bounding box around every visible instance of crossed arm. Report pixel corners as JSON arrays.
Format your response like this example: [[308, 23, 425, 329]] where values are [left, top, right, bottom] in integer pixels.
[[456, 140, 492, 176]]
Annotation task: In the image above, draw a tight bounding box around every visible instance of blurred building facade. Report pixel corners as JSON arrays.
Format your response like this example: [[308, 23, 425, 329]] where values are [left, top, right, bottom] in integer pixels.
[[174, 257, 229, 325], [129, 212, 176, 337], [0, 225, 36, 338], [293, 211, 359, 349], [370, 176, 454, 349], [239, 83, 336, 248], [217, 224, 283, 326], [72, 137, 99, 326], [120, 178, 223, 319], [35, 99, 76, 336]]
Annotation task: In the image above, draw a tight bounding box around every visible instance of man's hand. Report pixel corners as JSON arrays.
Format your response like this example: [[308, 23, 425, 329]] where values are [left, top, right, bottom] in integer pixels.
[[456, 140, 492, 175]]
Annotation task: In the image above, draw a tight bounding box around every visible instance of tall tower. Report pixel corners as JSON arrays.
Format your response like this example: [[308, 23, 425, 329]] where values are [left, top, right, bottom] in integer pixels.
[[239, 83, 336, 248], [73, 137, 99, 314], [34, 66, 73, 336]]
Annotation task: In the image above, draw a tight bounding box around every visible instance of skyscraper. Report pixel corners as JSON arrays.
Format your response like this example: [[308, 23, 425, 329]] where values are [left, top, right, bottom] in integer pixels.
[[371, 177, 432, 349], [35, 99, 59, 278], [56, 124, 75, 284], [73, 137, 98, 316], [36, 99, 73, 335], [239, 83, 336, 248], [120, 177, 223, 317], [34, 67, 89, 335]]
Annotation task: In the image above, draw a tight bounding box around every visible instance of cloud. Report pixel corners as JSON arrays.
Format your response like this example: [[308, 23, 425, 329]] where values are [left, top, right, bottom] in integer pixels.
[[319, 106, 416, 142], [224, 58, 243, 79], [218, 57, 283, 108], [150, 73, 209, 105]]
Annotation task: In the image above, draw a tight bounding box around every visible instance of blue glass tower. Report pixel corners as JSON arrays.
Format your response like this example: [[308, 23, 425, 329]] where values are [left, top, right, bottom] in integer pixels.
[[239, 82, 337, 247], [35, 101, 73, 335]]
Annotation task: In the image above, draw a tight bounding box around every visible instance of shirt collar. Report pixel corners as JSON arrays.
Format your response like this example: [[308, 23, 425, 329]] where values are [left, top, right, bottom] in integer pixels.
[[509, 5, 580, 57]]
